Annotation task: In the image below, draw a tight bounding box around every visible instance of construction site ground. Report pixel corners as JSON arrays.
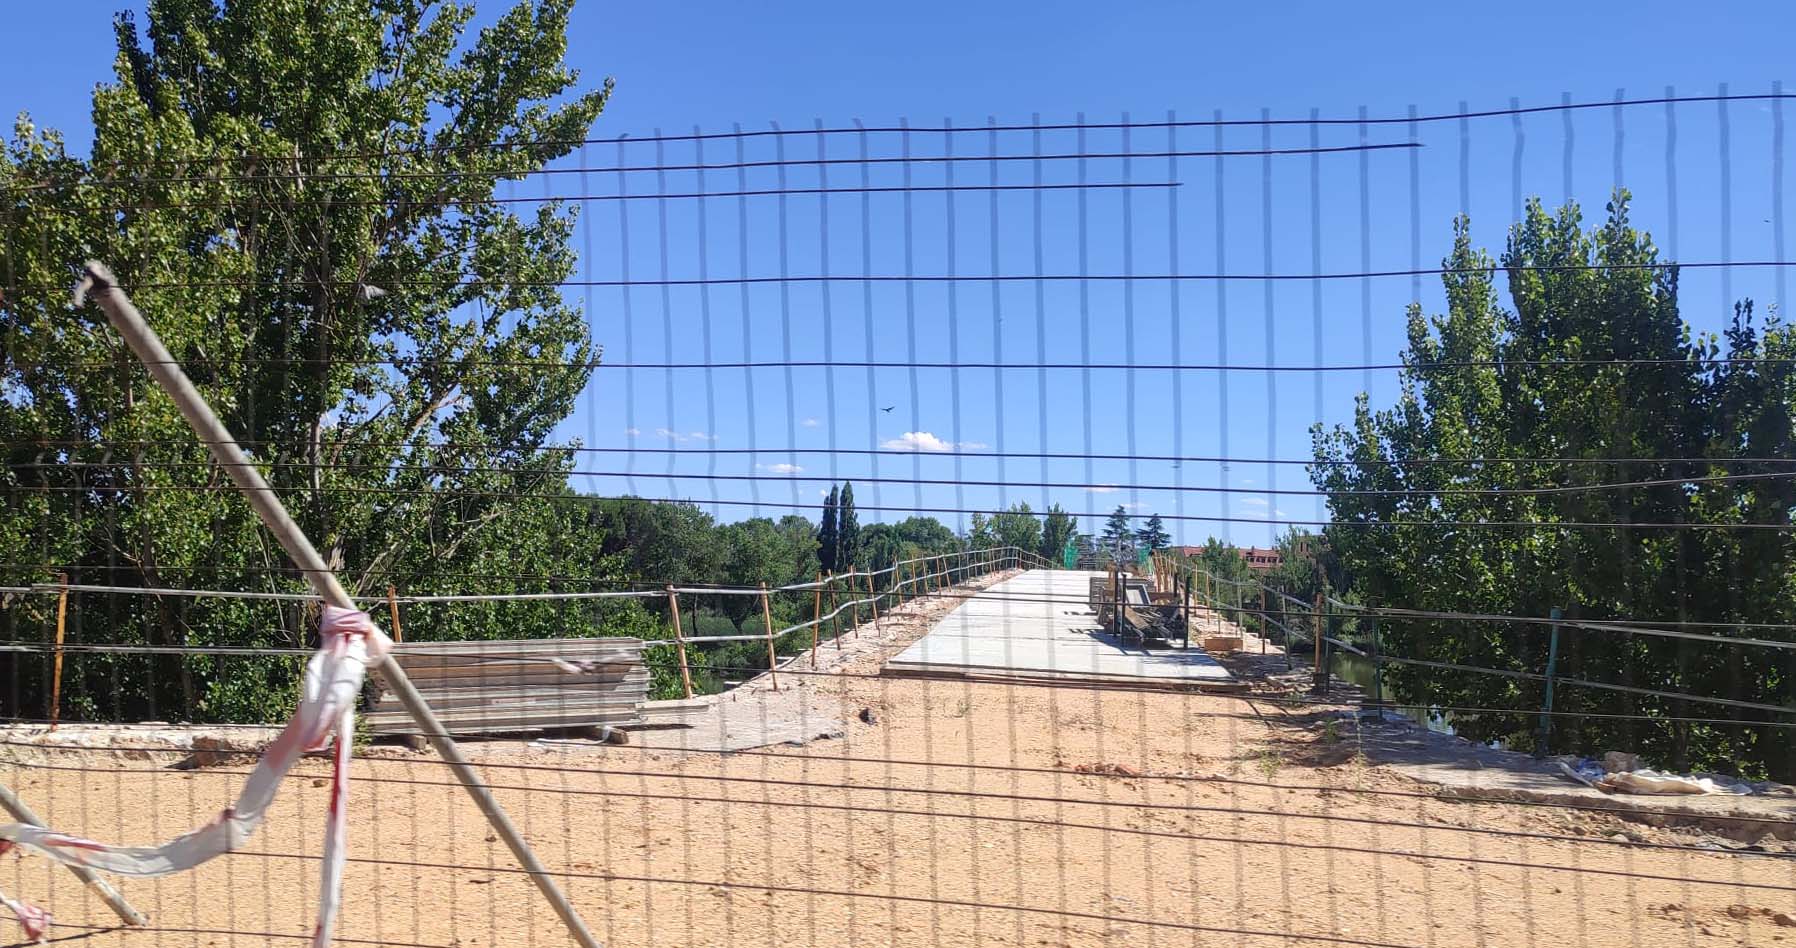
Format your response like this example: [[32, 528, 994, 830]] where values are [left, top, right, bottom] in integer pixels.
[[2, 569, 1794, 947]]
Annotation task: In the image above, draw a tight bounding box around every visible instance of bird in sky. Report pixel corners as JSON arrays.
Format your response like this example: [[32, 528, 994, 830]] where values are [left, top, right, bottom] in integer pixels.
[[881, 406, 894, 413]]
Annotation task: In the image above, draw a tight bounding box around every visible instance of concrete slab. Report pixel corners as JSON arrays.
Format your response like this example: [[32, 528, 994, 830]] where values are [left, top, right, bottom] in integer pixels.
[[884, 569, 1235, 688], [1330, 712, 1796, 842]]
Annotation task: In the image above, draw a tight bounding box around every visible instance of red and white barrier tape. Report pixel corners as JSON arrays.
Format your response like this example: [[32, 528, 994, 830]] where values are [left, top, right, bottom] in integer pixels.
[[0, 606, 392, 944]]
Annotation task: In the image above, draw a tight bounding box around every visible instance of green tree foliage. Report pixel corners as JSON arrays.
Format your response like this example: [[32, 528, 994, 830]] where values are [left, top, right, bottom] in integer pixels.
[[1, 0, 626, 721], [775, 514, 821, 580], [1265, 529, 1349, 613], [990, 502, 1042, 554], [716, 518, 797, 629], [1190, 536, 1250, 594], [857, 522, 905, 574], [1134, 513, 1172, 553], [1313, 195, 1796, 777], [836, 481, 860, 570], [596, 498, 725, 586], [1099, 506, 1136, 562], [1040, 503, 1076, 565], [965, 512, 995, 550], [817, 485, 839, 573], [893, 515, 960, 553]]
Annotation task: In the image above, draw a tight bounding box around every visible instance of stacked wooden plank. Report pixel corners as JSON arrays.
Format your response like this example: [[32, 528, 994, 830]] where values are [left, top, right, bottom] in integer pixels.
[[365, 638, 650, 737]]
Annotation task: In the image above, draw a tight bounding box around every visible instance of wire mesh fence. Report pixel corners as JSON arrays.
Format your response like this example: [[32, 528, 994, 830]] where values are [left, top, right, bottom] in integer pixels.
[[4, 55, 1796, 948]]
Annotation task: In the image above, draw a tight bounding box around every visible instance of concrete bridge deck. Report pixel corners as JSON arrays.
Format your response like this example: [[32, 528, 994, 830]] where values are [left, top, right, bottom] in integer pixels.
[[884, 569, 1236, 689]]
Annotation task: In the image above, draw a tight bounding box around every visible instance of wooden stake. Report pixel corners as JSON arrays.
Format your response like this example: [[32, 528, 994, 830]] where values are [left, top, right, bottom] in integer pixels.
[[667, 585, 694, 700], [49, 573, 67, 730], [845, 569, 859, 637], [866, 571, 879, 634], [811, 570, 822, 667], [847, 567, 862, 639], [759, 582, 779, 692], [386, 585, 403, 644], [829, 573, 843, 651]]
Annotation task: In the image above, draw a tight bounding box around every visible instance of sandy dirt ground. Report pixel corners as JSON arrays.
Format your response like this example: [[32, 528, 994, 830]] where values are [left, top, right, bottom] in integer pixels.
[[4, 574, 1796, 948]]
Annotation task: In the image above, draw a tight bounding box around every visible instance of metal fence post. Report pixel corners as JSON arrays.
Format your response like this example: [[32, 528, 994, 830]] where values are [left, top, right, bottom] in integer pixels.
[[1536, 606, 1563, 757], [1259, 588, 1269, 656], [1280, 583, 1292, 670], [1368, 615, 1384, 719], [1313, 593, 1327, 694]]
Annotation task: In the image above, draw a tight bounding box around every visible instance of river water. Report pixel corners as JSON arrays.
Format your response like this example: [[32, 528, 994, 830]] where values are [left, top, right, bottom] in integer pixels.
[[1326, 648, 1458, 736]]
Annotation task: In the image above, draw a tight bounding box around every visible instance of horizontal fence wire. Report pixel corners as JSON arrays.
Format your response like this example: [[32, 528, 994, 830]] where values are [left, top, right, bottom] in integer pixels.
[[7, 78, 1796, 948]]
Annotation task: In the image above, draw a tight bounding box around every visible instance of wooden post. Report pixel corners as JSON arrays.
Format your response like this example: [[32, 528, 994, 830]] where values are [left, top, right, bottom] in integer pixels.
[[829, 572, 843, 651], [386, 584, 403, 643], [49, 573, 67, 730], [759, 583, 779, 692], [812, 572, 825, 668], [1312, 592, 1326, 694], [666, 585, 694, 699], [866, 571, 879, 633], [846, 569, 859, 638]]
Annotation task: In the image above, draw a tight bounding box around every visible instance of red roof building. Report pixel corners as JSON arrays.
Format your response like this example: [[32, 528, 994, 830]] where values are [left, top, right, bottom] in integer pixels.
[[1241, 546, 1281, 571], [1170, 545, 1282, 571]]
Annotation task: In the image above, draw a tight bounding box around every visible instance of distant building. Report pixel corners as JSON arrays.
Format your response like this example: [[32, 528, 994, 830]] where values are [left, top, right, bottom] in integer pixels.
[[1170, 544, 1282, 572], [1241, 546, 1280, 572]]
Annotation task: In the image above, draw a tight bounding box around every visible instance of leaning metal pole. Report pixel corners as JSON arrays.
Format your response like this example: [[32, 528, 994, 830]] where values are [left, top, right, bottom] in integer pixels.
[[0, 785, 146, 926], [75, 262, 602, 948]]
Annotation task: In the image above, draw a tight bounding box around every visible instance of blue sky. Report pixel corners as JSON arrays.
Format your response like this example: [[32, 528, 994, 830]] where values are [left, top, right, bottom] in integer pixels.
[[5, 1, 1794, 546]]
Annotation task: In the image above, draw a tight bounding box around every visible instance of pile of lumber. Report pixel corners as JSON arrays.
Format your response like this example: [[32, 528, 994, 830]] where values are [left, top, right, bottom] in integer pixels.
[[365, 638, 650, 738]]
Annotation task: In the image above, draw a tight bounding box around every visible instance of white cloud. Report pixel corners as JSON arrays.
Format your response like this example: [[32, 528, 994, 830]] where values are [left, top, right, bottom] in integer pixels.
[[958, 441, 989, 451], [818, 489, 829, 497], [623, 427, 641, 436], [881, 431, 956, 453], [655, 428, 719, 444], [758, 463, 804, 474], [1240, 497, 1270, 508], [1121, 502, 1151, 511], [801, 417, 820, 428], [1084, 485, 1120, 494]]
